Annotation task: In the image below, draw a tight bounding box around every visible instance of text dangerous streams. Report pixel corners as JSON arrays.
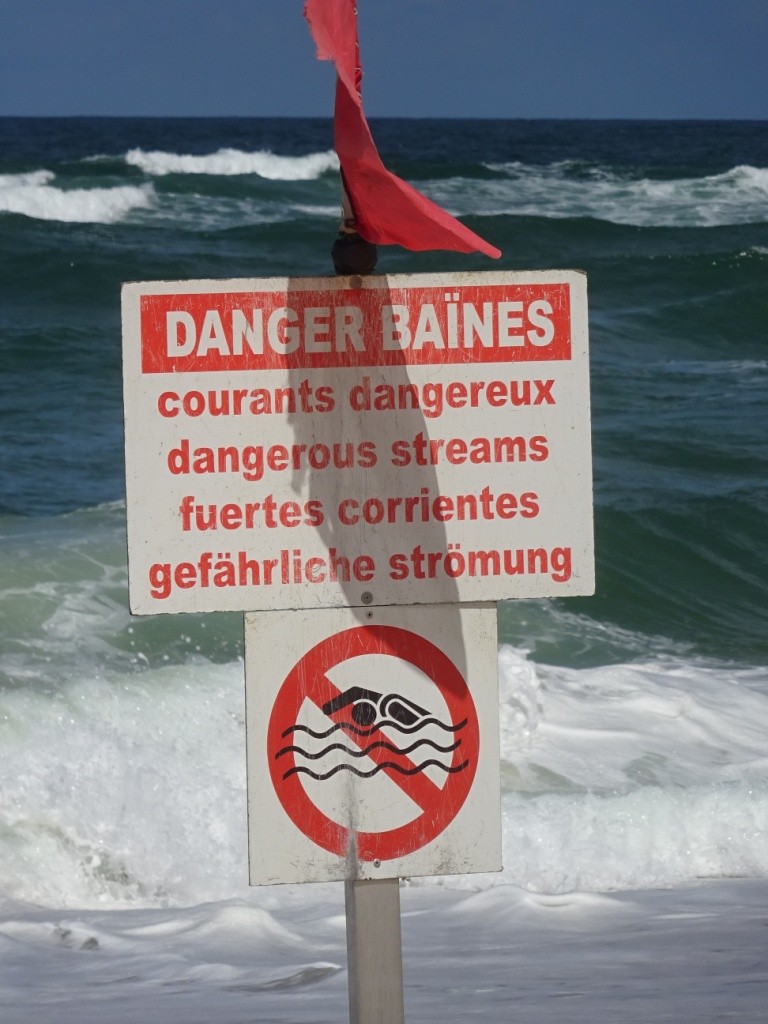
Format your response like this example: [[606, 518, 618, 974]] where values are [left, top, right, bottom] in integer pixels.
[[168, 433, 550, 482]]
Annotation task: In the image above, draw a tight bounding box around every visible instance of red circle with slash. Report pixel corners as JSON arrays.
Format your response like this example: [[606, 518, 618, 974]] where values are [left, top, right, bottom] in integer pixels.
[[266, 624, 479, 862]]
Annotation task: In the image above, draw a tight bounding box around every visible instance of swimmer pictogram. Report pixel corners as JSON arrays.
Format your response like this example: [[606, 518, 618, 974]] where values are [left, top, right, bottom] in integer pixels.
[[266, 625, 480, 863], [275, 686, 470, 782]]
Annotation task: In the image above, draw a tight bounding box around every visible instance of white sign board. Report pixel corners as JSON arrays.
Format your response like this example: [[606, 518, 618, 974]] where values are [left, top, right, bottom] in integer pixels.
[[245, 602, 500, 884], [122, 271, 593, 614]]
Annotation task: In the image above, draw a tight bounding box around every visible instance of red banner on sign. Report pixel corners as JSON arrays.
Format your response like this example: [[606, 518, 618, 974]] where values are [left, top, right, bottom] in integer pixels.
[[140, 282, 571, 373], [303, 0, 501, 259]]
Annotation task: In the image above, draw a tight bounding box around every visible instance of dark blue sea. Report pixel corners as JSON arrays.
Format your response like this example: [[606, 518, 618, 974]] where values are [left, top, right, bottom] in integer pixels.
[[1, 119, 768, 1019]]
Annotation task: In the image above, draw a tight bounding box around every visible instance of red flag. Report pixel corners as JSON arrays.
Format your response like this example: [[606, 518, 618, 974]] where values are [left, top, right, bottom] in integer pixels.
[[303, 0, 501, 259]]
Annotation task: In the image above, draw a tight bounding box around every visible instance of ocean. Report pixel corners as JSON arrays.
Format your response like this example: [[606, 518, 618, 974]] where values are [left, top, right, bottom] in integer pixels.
[[1, 116, 767, 1021]]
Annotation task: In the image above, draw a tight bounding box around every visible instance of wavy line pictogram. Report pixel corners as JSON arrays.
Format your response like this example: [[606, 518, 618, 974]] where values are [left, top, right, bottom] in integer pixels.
[[282, 758, 470, 782], [275, 737, 461, 761], [282, 716, 467, 740]]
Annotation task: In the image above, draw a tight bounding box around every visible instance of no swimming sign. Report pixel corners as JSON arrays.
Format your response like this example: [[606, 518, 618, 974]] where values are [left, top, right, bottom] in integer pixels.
[[245, 603, 500, 884]]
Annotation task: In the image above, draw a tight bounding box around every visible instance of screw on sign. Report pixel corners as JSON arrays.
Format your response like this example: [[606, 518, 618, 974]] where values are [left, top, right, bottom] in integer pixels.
[[266, 625, 480, 863]]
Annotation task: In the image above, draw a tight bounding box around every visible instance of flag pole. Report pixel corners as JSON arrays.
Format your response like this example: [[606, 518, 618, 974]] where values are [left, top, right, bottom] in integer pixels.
[[331, 174, 378, 275]]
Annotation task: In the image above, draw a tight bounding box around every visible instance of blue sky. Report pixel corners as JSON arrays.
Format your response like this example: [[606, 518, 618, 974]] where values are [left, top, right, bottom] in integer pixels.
[[1, 0, 766, 119]]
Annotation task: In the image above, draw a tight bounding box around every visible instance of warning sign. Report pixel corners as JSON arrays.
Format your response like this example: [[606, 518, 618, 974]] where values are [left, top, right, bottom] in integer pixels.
[[246, 603, 500, 884], [122, 270, 594, 615]]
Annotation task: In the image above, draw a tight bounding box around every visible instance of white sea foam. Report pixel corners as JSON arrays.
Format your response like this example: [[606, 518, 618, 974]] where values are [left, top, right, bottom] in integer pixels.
[[0, 169, 155, 223], [2, 628, 767, 910], [0, 169, 55, 189], [498, 649, 768, 792], [3, 879, 768, 1023], [125, 147, 339, 180], [0, 660, 248, 907], [431, 161, 768, 227], [292, 202, 340, 218]]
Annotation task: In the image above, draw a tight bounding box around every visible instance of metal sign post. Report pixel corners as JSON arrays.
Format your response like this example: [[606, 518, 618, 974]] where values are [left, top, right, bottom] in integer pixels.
[[346, 878, 405, 1024]]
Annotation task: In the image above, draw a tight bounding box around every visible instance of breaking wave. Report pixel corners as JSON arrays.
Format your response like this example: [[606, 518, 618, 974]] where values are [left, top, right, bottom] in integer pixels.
[[124, 146, 339, 179], [0, 169, 155, 223], [430, 161, 768, 227]]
